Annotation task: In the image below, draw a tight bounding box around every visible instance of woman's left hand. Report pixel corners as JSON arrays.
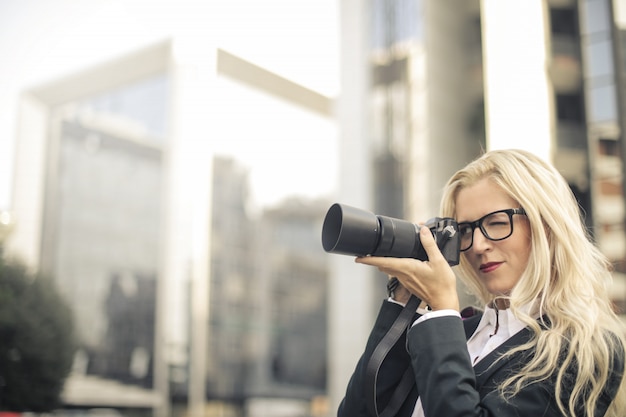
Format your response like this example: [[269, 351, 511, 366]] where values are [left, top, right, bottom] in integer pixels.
[[355, 226, 460, 312]]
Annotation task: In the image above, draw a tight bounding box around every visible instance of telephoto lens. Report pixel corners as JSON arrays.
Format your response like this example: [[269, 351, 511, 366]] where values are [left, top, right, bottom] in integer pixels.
[[321, 203, 460, 265]]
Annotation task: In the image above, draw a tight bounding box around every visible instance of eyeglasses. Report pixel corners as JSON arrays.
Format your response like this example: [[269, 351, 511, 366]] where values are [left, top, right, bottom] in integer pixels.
[[458, 208, 527, 252]]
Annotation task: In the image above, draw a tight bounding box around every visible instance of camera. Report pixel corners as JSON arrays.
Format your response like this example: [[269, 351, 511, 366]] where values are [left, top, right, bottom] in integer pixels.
[[321, 203, 460, 265]]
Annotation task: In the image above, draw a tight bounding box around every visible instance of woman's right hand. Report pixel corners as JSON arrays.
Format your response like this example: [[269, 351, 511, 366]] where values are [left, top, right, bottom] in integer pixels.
[[356, 226, 460, 312]]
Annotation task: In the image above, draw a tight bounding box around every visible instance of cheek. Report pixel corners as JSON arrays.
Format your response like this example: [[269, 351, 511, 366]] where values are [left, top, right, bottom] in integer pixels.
[[508, 236, 532, 278], [520, 243, 532, 263], [515, 229, 533, 263], [516, 246, 532, 274]]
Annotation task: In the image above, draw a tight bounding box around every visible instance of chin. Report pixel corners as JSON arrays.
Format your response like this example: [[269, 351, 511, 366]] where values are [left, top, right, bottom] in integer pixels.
[[485, 284, 512, 297]]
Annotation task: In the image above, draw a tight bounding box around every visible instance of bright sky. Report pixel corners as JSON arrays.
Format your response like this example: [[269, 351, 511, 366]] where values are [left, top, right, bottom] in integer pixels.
[[0, 0, 340, 210]]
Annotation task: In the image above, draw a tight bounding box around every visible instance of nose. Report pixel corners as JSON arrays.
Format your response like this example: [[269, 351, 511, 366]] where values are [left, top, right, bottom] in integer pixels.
[[470, 227, 492, 252]]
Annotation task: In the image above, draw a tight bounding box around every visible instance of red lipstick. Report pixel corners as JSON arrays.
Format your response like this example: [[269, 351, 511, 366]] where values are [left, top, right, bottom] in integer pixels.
[[480, 262, 502, 273]]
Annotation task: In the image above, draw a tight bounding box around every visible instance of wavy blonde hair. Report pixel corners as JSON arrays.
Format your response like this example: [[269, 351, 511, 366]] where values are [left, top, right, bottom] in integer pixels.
[[440, 149, 626, 417]]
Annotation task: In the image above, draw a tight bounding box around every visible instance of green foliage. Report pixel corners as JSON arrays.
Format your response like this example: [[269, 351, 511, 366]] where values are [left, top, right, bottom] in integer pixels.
[[0, 256, 76, 412]]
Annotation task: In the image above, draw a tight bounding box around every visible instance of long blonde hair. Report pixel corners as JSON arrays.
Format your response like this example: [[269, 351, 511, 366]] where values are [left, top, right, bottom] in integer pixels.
[[440, 149, 625, 417]]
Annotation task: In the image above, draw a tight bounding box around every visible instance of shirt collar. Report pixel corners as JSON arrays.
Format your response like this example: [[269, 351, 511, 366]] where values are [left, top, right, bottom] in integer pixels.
[[470, 300, 539, 340]]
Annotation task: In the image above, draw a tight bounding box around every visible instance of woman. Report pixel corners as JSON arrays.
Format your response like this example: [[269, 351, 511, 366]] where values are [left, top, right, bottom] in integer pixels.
[[339, 149, 625, 417]]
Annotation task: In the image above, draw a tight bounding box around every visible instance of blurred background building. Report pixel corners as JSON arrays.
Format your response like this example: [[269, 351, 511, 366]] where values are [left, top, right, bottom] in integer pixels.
[[1, 1, 626, 417], [4, 36, 333, 417]]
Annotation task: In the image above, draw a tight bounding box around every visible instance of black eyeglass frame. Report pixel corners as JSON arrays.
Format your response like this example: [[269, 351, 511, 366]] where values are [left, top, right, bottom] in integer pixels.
[[458, 208, 527, 252]]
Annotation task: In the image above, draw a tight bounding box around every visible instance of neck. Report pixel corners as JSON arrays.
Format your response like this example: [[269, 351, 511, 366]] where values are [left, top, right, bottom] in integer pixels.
[[491, 298, 510, 310]]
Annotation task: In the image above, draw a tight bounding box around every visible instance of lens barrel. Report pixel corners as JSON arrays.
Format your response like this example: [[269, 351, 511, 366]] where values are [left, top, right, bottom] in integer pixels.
[[321, 203, 380, 256], [321, 203, 423, 258]]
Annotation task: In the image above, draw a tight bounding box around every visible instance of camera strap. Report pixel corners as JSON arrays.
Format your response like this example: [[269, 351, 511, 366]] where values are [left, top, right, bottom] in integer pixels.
[[365, 293, 421, 417]]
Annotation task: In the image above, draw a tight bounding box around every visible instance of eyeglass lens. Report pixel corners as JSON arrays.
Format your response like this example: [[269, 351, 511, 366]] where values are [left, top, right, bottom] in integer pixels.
[[459, 210, 515, 251]]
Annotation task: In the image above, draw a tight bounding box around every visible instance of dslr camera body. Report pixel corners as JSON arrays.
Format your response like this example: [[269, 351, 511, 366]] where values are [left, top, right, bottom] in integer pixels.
[[321, 203, 460, 266]]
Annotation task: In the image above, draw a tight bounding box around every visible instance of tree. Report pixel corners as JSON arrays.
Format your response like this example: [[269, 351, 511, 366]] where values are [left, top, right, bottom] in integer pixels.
[[0, 256, 76, 412]]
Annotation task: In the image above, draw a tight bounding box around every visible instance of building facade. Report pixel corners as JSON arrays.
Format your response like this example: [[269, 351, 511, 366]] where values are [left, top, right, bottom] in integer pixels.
[[251, 198, 329, 398], [205, 156, 330, 415], [22, 71, 169, 414], [6, 38, 334, 417]]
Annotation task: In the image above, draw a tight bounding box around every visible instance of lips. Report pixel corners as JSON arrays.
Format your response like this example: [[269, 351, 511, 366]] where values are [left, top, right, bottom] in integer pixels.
[[479, 262, 502, 273]]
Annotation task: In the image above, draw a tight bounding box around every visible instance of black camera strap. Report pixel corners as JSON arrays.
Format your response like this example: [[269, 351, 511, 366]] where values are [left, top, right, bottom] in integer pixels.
[[365, 293, 421, 417]]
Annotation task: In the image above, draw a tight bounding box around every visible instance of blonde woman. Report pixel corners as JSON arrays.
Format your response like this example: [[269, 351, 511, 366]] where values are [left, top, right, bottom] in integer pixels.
[[340, 149, 625, 417]]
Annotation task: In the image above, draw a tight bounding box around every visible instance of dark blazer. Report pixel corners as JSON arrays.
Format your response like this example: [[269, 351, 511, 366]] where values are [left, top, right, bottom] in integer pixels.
[[338, 300, 624, 417]]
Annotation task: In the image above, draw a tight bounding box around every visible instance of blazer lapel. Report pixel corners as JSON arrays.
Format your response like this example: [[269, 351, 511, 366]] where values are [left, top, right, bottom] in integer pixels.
[[462, 314, 482, 339], [473, 326, 534, 389]]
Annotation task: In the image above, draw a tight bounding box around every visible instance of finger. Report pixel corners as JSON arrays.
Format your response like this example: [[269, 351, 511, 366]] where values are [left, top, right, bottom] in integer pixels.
[[419, 226, 445, 262], [355, 256, 387, 266], [355, 256, 389, 272], [355, 256, 413, 277]]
